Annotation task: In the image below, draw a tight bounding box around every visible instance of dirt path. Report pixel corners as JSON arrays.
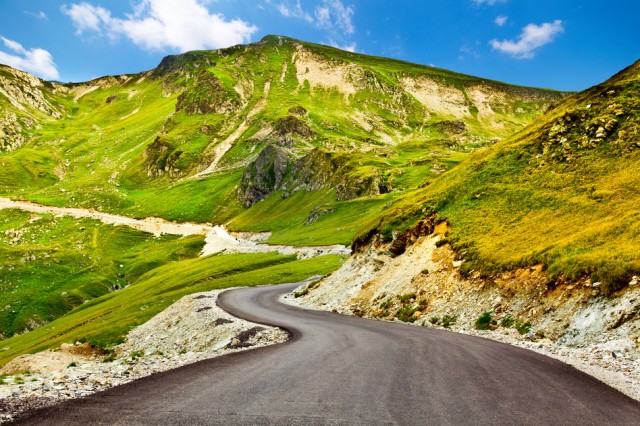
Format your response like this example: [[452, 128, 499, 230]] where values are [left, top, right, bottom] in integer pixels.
[[0, 197, 349, 258]]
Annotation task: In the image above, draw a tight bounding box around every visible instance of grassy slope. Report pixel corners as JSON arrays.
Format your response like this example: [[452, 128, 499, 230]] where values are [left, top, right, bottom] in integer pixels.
[[0, 252, 343, 365], [0, 36, 570, 363], [0, 209, 205, 338], [373, 60, 640, 292], [0, 36, 564, 246]]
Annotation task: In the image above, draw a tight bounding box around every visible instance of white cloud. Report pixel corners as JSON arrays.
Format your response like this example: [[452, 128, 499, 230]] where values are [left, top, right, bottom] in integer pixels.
[[315, 0, 355, 35], [329, 39, 356, 52], [25, 10, 49, 20], [490, 20, 564, 59], [62, 3, 111, 34], [62, 0, 258, 52], [0, 36, 60, 80], [276, 1, 313, 23], [274, 0, 355, 36], [494, 15, 508, 27], [473, 0, 508, 5]]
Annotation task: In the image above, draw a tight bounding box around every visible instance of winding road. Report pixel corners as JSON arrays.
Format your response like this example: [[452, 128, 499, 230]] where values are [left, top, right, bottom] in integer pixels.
[[15, 283, 640, 425]]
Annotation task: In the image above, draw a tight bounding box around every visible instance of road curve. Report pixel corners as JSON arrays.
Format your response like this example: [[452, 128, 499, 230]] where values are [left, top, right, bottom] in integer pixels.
[[14, 283, 640, 425]]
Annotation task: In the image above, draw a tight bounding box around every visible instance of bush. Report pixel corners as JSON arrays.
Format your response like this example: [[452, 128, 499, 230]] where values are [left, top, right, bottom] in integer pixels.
[[442, 314, 456, 328], [474, 311, 493, 330], [501, 316, 515, 327], [397, 293, 416, 303], [429, 316, 439, 325], [397, 306, 417, 323], [379, 298, 392, 309], [515, 320, 531, 335]]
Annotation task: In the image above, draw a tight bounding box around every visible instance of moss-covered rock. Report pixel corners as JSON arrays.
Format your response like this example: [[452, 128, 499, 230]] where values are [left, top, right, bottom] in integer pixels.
[[275, 115, 315, 137], [238, 146, 389, 207], [143, 137, 183, 178], [176, 73, 239, 115], [237, 145, 295, 208]]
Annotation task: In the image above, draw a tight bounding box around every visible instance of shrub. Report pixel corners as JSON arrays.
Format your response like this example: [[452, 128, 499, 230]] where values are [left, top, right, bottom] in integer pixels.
[[501, 316, 515, 327], [398, 293, 416, 303], [397, 306, 417, 323], [379, 298, 392, 309], [474, 311, 493, 330], [442, 314, 457, 328], [515, 320, 532, 335], [429, 316, 440, 325]]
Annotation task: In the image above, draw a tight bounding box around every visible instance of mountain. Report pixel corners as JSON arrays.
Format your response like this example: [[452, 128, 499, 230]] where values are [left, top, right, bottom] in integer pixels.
[[297, 59, 640, 350], [369, 58, 640, 292], [0, 35, 570, 360], [0, 35, 565, 245]]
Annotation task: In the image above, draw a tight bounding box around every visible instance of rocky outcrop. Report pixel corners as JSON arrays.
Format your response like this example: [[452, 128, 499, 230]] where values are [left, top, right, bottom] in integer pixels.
[[0, 111, 29, 151], [175, 73, 239, 115], [237, 145, 295, 207], [274, 115, 315, 137], [288, 105, 308, 116], [432, 120, 467, 135], [237, 146, 390, 208], [143, 137, 183, 177], [0, 65, 64, 151], [529, 62, 640, 163], [284, 149, 389, 201]]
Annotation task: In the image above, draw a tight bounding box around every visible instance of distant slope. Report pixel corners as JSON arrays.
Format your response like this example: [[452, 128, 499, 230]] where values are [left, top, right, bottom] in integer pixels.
[[373, 59, 640, 291]]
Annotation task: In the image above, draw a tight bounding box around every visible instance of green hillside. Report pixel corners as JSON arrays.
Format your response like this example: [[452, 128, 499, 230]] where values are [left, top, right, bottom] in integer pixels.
[[373, 60, 640, 294], [0, 35, 564, 245], [0, 35, 572, 362]]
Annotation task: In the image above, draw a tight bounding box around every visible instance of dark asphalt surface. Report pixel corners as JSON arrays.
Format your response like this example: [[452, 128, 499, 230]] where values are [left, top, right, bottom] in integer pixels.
[[14, 282, 640, 425]]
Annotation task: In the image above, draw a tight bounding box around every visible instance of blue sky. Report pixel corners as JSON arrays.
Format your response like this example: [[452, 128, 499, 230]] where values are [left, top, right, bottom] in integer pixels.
[[0, 0, 638, 90]]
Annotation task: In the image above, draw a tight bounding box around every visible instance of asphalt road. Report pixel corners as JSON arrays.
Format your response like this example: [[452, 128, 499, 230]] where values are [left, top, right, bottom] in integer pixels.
[[15, 283, 640, 425]]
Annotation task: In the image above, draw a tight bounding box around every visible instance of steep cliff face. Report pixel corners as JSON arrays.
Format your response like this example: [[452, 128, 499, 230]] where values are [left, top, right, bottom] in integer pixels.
[[237, 145, 295, 207]]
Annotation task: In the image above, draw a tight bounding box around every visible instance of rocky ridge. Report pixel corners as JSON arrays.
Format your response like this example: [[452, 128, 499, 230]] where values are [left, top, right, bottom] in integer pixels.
[[0, 288, 288, 423], [0, 65, 63, 151]]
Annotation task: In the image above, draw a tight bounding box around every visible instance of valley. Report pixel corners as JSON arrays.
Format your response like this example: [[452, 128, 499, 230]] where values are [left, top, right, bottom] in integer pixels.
[[0, 32, 639, 421]]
